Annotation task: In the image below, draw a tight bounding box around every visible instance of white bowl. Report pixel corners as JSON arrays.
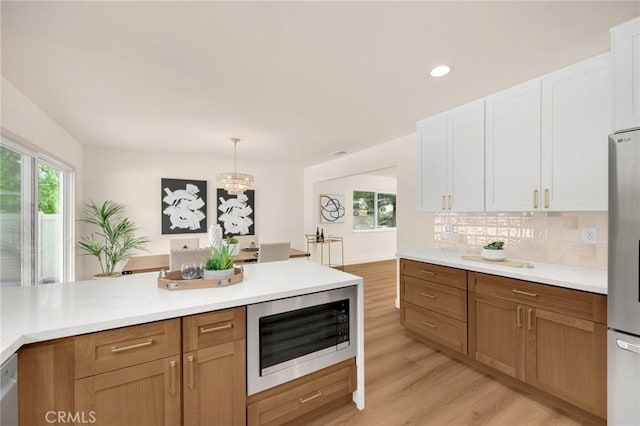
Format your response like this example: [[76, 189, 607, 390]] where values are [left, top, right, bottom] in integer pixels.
[[481, 248, 506, 261]]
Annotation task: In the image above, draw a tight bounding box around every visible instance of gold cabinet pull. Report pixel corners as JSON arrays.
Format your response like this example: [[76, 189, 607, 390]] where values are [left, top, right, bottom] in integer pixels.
[[421, 292, 437, 299], [441, 195, 446, 211], [188, 356, 195, 390], [512, 289, 538, 298], [110, 338, 153, 353], [516, 306, 523, 328], [527, 309, 534, 331], [169, 360, 176, 396], [448, 194, 452, 210], [421, 270, 436, 275], [199, 323, 233, 334], [544, 188, 549, 208], [533, 189, 539, 209], [421, 320, 437, 328], [299, 391, 323, 404]]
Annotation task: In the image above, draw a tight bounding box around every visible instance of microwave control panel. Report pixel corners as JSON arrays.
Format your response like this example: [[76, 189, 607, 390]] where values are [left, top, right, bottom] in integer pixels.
[[336, 300, 350, 349]]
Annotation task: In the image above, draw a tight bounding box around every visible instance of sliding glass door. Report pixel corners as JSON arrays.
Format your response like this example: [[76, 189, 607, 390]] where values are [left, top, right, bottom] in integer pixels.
[[0, 138, 73, 287]]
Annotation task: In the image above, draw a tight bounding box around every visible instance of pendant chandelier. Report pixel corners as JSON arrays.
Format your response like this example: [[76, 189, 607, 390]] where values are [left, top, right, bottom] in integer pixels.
[[217, 138, 254, 195]]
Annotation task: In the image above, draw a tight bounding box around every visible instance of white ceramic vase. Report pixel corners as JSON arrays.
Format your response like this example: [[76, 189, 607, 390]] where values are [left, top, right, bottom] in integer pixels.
[[208, 224, 223, 250], [225, 242, 240, 256]]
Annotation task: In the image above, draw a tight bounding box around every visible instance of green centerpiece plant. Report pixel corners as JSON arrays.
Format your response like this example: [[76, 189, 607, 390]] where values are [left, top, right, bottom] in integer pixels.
[[78, 200, 149, 278], [481, 240, 506, 261], [203, 243, 235, 279]]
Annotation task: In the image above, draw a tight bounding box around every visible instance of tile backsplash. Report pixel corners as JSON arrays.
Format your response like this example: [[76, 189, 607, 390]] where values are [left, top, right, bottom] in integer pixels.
[[434, 212, 608, 270]]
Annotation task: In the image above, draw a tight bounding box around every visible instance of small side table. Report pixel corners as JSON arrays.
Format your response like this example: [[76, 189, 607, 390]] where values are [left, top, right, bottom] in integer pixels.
[[305, 234, 344, 270]]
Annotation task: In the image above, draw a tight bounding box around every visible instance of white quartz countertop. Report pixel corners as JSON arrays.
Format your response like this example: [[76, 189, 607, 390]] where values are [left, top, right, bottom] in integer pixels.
[[397, 249, 607, 296], [0, 259, 362, 365]]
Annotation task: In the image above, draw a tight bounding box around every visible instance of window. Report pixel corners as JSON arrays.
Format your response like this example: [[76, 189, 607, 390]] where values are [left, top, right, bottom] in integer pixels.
[[352, 191, 396, 230], [0, 137, 73, 287]]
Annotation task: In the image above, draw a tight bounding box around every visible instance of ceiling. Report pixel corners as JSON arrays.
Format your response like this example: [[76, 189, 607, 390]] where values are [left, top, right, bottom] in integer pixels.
[[2, 2, 638, 167]]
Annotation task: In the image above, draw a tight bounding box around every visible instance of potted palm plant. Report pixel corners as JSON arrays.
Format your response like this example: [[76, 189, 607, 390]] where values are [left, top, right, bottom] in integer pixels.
[[78, 200, 149, 278], [203, 244, 235, 279]]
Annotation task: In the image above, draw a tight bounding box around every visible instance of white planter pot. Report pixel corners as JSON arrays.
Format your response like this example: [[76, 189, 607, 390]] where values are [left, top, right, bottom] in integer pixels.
[[481, 248, 506, 261], [203, 268, 235, 279]]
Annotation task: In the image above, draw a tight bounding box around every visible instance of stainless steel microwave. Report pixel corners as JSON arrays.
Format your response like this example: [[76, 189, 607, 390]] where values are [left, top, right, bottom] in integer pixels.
[[246, 286, 358, 395]]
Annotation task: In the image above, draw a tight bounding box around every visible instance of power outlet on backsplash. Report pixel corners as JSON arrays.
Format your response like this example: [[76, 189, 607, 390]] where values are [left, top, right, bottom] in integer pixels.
[[443, 224, 455, 234]]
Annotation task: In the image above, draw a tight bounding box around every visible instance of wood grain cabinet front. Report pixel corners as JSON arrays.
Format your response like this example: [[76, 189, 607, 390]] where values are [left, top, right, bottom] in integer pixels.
[[182, 307, 246, 426], [400, 259, 468, 356], [247, 359, 356, 426], [468, 272, 607, 419]]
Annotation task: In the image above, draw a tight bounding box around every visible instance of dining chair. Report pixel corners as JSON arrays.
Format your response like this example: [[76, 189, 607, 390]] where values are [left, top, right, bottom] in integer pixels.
[[169, 247, 211, 271], [257, 242, 291, 263]]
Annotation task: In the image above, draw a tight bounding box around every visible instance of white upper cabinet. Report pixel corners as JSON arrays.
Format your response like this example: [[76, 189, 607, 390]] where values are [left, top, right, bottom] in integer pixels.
[[611, 17, 640, 132], [541, 54, 610, 211], [418, 113, 447, 211], [417, 99, 484, 212], [485, 80, 541, 211]]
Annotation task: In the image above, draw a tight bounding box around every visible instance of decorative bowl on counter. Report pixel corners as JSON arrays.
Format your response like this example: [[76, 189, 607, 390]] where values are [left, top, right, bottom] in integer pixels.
[[481, 248, 506, 261]]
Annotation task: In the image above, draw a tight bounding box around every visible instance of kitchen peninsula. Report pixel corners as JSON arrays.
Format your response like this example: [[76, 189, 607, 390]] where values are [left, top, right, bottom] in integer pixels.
[[1, 260, 364, 425]]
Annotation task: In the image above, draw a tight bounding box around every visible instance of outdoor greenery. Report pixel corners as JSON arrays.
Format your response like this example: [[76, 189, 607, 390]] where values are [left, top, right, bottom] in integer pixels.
[[78, 200, 149, 276], [1, 145, 61, 214]]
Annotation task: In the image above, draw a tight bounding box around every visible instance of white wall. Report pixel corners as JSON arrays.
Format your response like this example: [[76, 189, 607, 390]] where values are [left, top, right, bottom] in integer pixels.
[[304, 133, 434, 260], [81, 145, 305, 279], [1, 77, 84, 280], [313, 174, 397, 265]]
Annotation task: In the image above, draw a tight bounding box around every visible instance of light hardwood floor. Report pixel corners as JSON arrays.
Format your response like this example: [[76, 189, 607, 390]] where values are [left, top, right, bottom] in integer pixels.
[[305, 260, 587, 426]]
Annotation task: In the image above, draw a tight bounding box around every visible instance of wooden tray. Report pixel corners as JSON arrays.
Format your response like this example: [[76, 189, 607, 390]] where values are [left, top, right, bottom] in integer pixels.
[[158, 267, 244, 291], [461, 255, 534, 268]]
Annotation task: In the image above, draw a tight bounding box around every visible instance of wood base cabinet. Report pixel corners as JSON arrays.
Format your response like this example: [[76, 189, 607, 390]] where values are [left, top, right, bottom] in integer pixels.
[[247, 359, 356, 426], [400, 260, 468, 355], [469, 272, 607, 419], [75, 356, 181, 426]]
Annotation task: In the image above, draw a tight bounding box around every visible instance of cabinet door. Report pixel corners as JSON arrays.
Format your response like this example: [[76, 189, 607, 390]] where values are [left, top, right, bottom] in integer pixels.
[[541, 55, 610, 211], [417, 114, 448, 211], [449, 99, 485, 212], [485, 80, 541, 211], [183, 340, 246, 426], [75, 356, 181, 426], [525, 308, 607, 418], [611, 17, 640, 132], [469, 293, 525, 381]]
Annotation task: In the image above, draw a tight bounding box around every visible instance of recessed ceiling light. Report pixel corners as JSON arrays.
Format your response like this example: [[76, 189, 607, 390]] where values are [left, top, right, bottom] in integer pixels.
[[430, 65, 452, 78]]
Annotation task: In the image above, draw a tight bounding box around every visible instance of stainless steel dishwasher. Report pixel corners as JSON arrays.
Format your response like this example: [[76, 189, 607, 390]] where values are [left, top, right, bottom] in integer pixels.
[[1, 353, 18, 426]]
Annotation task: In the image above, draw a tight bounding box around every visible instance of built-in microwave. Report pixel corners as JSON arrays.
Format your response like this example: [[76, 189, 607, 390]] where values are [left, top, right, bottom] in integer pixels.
[[246, 286, 358, 395]]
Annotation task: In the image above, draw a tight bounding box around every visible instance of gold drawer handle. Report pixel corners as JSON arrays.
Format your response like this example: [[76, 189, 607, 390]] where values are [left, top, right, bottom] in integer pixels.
[[421, 270, 436, 275], [516, 306, 523, 328], [200, 323, 233, 334], [448, 194, 452, 210], [188, 356, 195, 390], [527, 309, 534, 331], [169, 360, 176, 396], [110, 338, 153, 353], [421, 292, 437, 299], [299, 391, 323, 404], [544, 188, 549, 208], [421, 320, 437, 328], [533, 189, 539, 209], [441, 195, 446, 210], [512, 289, 538, 298]]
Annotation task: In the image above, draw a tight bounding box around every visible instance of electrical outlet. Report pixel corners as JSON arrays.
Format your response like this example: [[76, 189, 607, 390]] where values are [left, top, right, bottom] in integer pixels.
[[582, 228, 598, 244], [444, 224, 455, 234]]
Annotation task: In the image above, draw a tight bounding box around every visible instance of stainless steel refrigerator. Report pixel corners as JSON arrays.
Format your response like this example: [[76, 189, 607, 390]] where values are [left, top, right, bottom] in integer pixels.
[[608, 128, 640, 425]]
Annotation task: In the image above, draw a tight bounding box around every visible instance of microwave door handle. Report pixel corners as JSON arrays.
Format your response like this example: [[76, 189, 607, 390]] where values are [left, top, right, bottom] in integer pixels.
[[617, 339, 640, 354]]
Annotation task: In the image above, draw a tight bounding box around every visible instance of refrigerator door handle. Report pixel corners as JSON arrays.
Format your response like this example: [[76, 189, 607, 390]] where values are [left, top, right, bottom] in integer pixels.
[[616, 338, 640, 354]]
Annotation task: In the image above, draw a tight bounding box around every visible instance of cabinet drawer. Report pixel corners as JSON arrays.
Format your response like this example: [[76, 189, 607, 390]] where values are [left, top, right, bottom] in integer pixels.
[[75, 319, 180, 379], [400, 259, 467, 290], [403, 302, 467, 355], [247, 359, 356, 426], [183, 306, 246, 352], [469, 272, 607, 323], [402, 276, 467, 321]]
